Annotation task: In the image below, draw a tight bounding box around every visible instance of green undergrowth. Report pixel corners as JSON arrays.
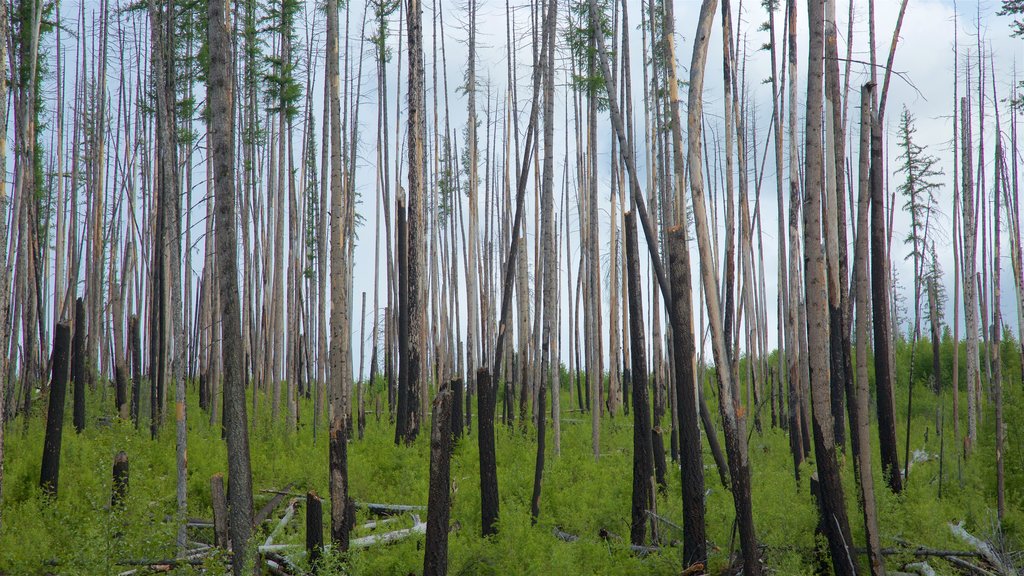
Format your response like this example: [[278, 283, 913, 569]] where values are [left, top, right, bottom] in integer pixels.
[[1, 342, 1022, 575]]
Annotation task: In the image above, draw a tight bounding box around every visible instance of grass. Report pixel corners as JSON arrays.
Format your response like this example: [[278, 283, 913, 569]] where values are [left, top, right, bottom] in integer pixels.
[[1, 339, 1022, 574]]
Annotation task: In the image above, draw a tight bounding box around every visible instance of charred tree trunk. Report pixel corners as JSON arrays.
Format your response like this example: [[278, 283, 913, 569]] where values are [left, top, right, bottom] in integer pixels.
[[870, 91, 902, 494], [625, 212, 654, 547], [477, 367, 499, 536], [40, 322, 71, 498], [72, 298, 87, 432], [208, 0, 255, 571], [802, 2, 856, 572], [668, 225, 706, 566], [424, 387, 453, 576], [129, 315, 141, 428]]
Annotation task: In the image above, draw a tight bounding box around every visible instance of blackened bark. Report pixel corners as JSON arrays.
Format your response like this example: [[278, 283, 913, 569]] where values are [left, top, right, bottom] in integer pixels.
[[72, 298, 86, 433], [424, 387, 453, 575], [130, 315, 141, 428], [329, 415, 351, 549], [208, 0, 256, 570], [870, 100, 902, 493], [41, 322, 71, 497], [307, 491, 324, 571], [477, 367, 499, 536], [625, 212, 654, 547], [115, 365, 129, 419], [668, 226, 707, 567], [529, 377, 547, 523], [396, 197, 411, 444]]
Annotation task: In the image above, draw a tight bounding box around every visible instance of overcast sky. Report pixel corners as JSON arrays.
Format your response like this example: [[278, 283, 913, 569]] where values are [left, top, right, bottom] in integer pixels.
[[26, 0, 1024, 376]]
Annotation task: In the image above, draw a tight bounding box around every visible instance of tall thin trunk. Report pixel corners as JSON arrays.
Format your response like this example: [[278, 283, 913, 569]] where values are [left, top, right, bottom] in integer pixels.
[[685, 2, 760, 572], [803, 2, 855, 572], [854, 82, 885, 576], [208, 0, 256, 572]]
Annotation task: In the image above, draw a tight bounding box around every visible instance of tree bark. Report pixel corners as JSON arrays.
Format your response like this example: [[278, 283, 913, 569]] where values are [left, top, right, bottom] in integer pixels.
[[40, 322, 71, 498], [477, 367, 499, 536], [73, 297, 87, 432], [424, 387, 453, 576], [871, 90, 903, 493], [685, 2, 760, 573], [207, 0, 256, 571], [625, 212, 654, 547], [803, 2, 856, 572], [854, 82, 886, 576]]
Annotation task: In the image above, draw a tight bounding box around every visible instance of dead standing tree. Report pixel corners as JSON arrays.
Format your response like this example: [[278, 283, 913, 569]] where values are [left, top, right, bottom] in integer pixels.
[[685, 0, 761, 573], [801, 1, 855, 572], [208, 0, 256, 572]]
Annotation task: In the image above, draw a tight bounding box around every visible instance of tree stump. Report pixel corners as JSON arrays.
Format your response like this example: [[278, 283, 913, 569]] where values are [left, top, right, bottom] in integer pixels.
[[211, 473, 228, 548], [306, 491, 323, 571]]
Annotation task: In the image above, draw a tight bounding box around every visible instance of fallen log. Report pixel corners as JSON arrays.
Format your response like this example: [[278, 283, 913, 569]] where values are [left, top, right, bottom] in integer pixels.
[[349, 514, 427, 548], [949, 522, 1017, 576], [254, 482, 296, 526], [358, 502, 426, 517]]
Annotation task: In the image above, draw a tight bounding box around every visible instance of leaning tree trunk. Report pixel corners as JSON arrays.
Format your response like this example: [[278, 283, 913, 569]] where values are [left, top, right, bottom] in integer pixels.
[[685, 1, 760, 573]]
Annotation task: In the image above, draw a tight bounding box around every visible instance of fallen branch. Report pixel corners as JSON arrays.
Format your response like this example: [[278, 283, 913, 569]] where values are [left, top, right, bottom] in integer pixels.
[[949, 522, 1017, 576], [349, 514, 427, 548], [264, 500, 298, 548], [944, 555, 998, 576], [358, 502, 426, 517], [254, 483, 296, 526]]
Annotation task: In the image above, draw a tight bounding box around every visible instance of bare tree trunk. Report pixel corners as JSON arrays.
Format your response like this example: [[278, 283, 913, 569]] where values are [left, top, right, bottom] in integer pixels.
[[208, 0, 255, 571], [327, 0, 352, 551], [803, 2, 855, 571], [685, 2, 760, 572], [960, 95, 979, 450], [423, 387, 452, 575], [871, 87, 902, 493], [854, 82, 886, 576], [662, 0, 705, 563]]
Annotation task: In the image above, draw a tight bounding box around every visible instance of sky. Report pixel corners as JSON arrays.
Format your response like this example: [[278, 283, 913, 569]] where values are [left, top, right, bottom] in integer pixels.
[[20, 0, 1024, 377]]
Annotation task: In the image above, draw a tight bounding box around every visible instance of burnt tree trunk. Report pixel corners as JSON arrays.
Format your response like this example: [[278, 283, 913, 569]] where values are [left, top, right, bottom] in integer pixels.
[[424, 387, 453, 576], [329, 415, 352, 549], [115, 365, 129, 420], [625, 212, 654, 547], [870, 92, 902, 494], [72, 298, 86, 433], [668, 226, 706, 567], [477, 367, 499, 536], [130, 315, 141, 428], [41, 322, 71, 497], [395, 196, 411, 444], [306, 491, 324, 571]]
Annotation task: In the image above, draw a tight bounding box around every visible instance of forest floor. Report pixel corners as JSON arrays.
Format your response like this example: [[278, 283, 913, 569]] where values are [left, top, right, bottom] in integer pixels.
[[1, 359, 1022, 575]]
